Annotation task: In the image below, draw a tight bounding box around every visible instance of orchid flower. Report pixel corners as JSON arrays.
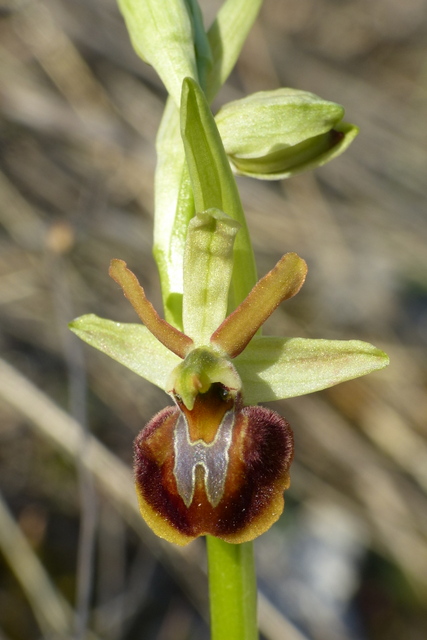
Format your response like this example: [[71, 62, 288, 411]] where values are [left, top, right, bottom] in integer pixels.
[[70, 208, 388, 545]]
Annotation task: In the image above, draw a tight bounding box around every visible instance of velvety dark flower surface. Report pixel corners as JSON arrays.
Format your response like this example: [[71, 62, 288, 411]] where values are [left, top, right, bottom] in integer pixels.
[[134, 387, 293, 545]]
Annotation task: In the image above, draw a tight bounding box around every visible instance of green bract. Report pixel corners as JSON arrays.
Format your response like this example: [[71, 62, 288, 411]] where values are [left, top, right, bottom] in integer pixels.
[[184, 0, 212, 89], [117, 0, 198, 106], [154, 76, 260, 330], [216, 89, 359, 179], [181, 78, 257, 309]]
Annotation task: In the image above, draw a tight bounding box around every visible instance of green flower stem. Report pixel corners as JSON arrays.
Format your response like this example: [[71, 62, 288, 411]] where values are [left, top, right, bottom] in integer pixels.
[[206, 536, 258, 640]]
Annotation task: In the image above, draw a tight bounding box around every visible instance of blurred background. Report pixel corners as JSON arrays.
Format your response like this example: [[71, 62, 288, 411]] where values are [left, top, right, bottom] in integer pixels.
[[0, 0, 426, 638]]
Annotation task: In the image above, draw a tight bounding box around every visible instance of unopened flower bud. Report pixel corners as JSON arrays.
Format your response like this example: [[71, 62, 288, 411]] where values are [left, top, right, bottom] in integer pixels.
[[216, 88, 358, 179]]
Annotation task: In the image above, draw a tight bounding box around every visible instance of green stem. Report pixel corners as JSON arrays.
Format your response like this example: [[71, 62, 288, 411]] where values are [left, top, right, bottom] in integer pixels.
[[206, 537, 258, 640]]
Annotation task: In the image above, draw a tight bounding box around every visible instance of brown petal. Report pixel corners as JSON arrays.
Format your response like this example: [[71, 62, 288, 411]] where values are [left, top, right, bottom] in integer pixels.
[[210, 252, 307, 358], [109, 259, 193, 358]]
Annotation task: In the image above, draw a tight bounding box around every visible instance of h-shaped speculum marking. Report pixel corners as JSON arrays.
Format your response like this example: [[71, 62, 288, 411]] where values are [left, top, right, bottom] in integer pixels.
[[173, 408, 235, 508]]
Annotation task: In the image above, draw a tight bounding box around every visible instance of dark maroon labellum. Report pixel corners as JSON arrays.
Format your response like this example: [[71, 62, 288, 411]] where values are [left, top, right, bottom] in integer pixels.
[[134, 386, 293, 545]]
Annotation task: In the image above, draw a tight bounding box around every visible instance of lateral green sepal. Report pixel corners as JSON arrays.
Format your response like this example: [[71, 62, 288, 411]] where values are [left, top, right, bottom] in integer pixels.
[[234, 336, 390, 404], [69, 315, 180, 390]]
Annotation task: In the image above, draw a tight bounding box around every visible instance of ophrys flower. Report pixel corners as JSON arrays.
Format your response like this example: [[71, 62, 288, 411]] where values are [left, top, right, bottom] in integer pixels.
[[70, 210, 388, 545]]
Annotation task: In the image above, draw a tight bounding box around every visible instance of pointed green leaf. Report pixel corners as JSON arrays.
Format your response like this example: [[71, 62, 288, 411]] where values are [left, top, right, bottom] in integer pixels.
[[180, 77, 257, 306], [69, 314, 181, 390], [183, 209, 239, 345], [234, 336, 389, 404], [117, 0, 198, 106], [206, 0, 263, 102]]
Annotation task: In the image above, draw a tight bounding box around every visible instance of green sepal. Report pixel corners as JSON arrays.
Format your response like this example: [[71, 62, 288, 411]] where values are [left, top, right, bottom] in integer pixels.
[[117, 0, 198, 107], [180, 77, 257, 306], [215, 89, 359, 180], [183, 210, 240, 346], [69, 315, 180, 391], [234, 336, 390, 404], [228, 123, 359, 180]]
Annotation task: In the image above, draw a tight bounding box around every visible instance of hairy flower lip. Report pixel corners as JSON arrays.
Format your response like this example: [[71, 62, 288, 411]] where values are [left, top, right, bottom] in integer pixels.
[[134, 390, 294, 545]]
